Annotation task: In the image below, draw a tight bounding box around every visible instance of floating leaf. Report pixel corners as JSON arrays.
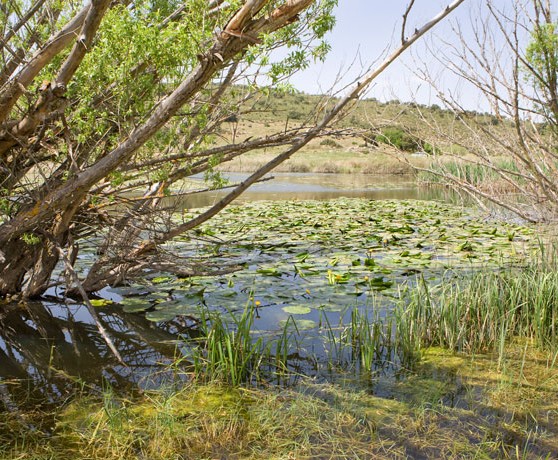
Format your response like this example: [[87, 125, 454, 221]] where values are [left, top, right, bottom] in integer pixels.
[[151, 276, 173, 284], [364, 258, 376, 267], [282, 305, 312, 315], [121, 298, 151, 313], [257, 268, 281, 276], [90, 299, 113, 307], [279, 319, 317, 330]]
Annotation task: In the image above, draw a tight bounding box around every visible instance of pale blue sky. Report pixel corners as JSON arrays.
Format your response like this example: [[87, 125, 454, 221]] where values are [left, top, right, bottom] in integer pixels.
[[289, 0, 509, 109]]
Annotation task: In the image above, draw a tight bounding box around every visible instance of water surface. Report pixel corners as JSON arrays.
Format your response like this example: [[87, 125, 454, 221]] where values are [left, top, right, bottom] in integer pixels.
[[179, 173, 457, 208], [1, 174, 477, 406]]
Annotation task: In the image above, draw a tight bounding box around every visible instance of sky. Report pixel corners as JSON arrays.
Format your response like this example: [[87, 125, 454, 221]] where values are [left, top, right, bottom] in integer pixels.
[[288, 0, 509, 110]]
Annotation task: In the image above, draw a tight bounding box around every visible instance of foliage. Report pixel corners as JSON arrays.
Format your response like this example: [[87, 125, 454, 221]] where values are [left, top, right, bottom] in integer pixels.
[[0, 0, 339, 297], [399, 260, 558, 354], [525, 21, 558, 125], [375, 127, 422, 152]]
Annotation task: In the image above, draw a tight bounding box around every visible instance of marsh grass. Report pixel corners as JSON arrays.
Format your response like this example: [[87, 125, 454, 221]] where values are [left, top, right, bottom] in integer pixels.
[[399, 264, 558, 359], [191, 304, 268, 385], [189, 304, 303, 385], [418, 159, 522, 193], [337, 308, 396, 373], [4, 341, 558, 459]]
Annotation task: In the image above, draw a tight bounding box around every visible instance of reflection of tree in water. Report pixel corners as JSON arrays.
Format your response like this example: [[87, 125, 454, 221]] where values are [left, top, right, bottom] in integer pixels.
[[0, 300, 197, 410]]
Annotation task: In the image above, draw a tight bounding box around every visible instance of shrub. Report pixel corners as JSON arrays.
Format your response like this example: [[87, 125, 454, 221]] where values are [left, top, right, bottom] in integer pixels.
[[288, 110, 304, 120], [319, 138, 342, 149], [375, 127, 420, 152]]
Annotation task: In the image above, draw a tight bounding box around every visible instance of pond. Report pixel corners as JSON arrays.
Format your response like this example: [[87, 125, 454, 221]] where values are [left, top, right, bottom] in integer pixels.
[[0, 174, 534, 406], [178, 172, 459, 208]]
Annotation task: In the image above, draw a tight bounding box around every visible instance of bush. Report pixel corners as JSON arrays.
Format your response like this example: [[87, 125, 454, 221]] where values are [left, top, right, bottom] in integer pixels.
[[319, 138, 343, 149], [288, 110, 304, 120], [375, 127, 420, 152], [422, 142, 440, 155]]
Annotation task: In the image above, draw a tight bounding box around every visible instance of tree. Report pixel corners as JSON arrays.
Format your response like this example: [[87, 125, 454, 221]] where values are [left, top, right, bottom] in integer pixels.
[[409, 0, 558, 223], [0, 0, 464, 299]]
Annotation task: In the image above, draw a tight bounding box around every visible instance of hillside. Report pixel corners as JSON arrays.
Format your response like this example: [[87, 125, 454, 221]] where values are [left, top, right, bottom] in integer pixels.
[[214, 89, 507, 175]]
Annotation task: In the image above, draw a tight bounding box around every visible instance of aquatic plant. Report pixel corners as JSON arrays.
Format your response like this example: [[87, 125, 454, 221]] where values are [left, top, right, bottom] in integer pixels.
[[398, 263, 558, 358]]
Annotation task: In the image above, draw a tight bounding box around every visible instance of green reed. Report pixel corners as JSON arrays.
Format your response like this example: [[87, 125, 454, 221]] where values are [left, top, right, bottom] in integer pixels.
[[187, 250, 558, 385], [397, 265, 558, 358], [192, 304, 271, 385]]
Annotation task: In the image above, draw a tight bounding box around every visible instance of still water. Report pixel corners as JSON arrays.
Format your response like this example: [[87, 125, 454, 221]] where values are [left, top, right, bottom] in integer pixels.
[[179, 172, 456, 208], [1, 174, 460, 405]]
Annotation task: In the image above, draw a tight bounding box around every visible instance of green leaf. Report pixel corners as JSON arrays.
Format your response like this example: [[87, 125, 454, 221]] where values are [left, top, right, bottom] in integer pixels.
[[282, 305, 312, 315]]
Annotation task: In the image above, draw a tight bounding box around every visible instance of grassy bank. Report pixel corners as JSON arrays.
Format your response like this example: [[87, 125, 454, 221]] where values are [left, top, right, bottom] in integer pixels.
[[3, 346, 557, 459], [3, 257, 558, 459], [215, 129, 430, 175]]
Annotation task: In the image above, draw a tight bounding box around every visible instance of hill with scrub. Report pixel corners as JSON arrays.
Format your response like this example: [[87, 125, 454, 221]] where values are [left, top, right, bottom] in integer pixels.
[[215, 89, 507, 175]]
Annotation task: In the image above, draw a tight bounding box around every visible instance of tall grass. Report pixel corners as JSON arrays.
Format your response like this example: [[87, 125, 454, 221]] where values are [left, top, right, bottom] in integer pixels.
[[397, 266, 558, 357], [419, 160, 519, 187], [338, 308, 396, 373], [191, 305, 273, 385], [186, 251, 558, 385], [190, 301, 308, 385]]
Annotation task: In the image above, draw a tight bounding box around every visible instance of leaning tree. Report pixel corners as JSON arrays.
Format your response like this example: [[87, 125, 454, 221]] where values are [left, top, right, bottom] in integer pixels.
[[0, 0, 464, 299]]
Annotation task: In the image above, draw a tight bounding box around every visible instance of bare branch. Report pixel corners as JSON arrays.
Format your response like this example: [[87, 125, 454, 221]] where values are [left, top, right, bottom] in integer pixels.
[[401, 0, 416, 44]]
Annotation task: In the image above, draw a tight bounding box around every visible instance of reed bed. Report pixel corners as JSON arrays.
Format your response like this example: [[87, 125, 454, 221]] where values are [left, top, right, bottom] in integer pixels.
[[418, 159, 522, 193], [398, 266, 558, 359]]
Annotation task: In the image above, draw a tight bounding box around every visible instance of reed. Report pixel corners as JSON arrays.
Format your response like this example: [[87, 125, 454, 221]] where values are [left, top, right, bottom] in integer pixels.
[[191, 304, 272, 385], [419, 159, 520, 189], [338, 308, 394, 373], [397, 265, 558, 359]]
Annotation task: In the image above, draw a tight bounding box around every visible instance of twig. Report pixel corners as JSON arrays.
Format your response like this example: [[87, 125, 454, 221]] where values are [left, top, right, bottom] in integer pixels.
[[43, 233, 125, 364], [401, 0, 416, 44]]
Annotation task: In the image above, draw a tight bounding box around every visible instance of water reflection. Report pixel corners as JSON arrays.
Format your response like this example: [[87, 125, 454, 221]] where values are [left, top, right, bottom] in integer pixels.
[[0, 299, 195, 409], [178, 173, 460, 208]]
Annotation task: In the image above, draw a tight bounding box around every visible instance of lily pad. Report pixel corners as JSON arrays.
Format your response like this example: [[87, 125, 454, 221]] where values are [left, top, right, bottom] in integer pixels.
[[90, 298, 113, 307], [278, 319, 317, 330], [121, 297, 152, 313], [282, 305, 312, 315]]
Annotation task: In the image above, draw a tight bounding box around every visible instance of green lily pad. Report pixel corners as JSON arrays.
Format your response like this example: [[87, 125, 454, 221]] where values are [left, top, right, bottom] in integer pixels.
[[278, 319, 317, 330], [282, 305, 312, 315], [90, 298, 113, 307], [318, 303, 347, 312], [151, 276, 174, 284], [146, 310, 176, 322], [121, 297, 151, 313]]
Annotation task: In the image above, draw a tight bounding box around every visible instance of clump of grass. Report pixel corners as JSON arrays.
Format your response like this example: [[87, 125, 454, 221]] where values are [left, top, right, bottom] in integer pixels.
[[419, 159, 521, 191], [397, 264, 558, 358], [188, 303, 304, 385], [190, 305, 275, 385], [338, 308, 395, 373], [319, 138, 343, 149]]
